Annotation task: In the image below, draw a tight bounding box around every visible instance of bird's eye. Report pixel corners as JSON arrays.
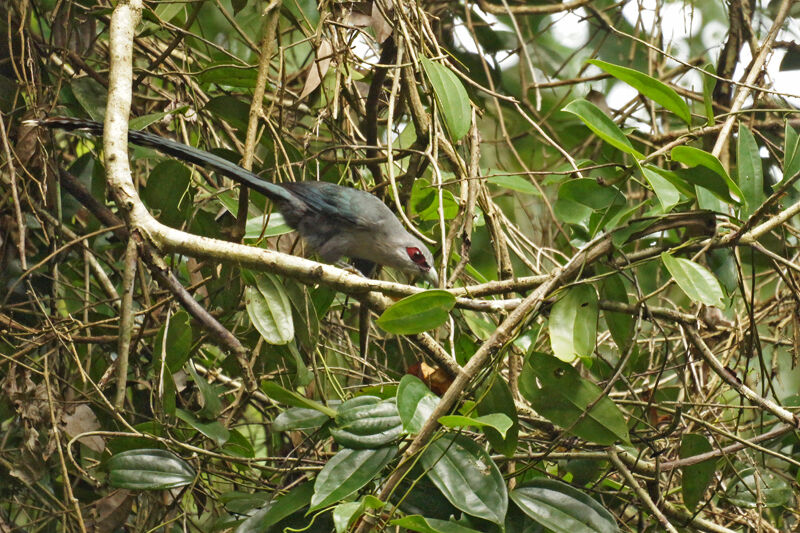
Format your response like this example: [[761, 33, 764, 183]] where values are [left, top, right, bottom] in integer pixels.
[[406, 246, 428, 267]]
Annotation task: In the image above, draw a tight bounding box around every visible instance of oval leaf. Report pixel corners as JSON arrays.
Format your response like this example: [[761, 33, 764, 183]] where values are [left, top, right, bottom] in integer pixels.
[[737, 124, 763, 217], [671, 146, 743, 204], [330, 397, 404, 449], [511, 478, 619, 533], [476, 377, 519, 457], [519, 353, 629, 445], [310, 446, 398, 510], [107, 449, 195, 490], [397, 375, 440, 434], [391, 515, 483, 533], [437, 413, 513, 438], [421, 434, 508, 525], [661, 253, 725, 307], [377, 290, 455, 335], [420, 57, 471, 141], [245, 273, 294, 345], [563, 99, 643, 159], [679, 433, 715, 511], [640, 165, 681, 211], [724, 467, 791, 508], [549, 285, 598, 362], [588, 59, 691, 125]]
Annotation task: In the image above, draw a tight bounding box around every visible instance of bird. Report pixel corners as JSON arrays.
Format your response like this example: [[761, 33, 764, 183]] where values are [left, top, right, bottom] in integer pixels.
[[29, 117, 438, 285]]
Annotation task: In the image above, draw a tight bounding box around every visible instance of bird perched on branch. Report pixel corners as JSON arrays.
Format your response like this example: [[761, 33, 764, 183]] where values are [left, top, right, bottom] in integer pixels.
[[29, 117, 438, 285]]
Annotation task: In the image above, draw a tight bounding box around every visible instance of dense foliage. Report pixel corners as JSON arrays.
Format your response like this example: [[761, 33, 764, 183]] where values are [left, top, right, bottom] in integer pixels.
[[3, 0, 800, 531]]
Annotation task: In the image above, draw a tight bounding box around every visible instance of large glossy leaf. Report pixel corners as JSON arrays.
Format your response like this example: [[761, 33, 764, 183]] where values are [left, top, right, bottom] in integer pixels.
[[377, 290, 455, 335], [187, 363, 223, 419], [245, 273, 294, 345], [737, 124, 763, 217], [600, 274, 634, 354], [476, 377, 519, 457], [784, 122, 800, 182], [724, 467, 791, 508], [391, 515, 483, 533], [142, 160, 192, 227], [397, 375, 440, 434], [262, 382, 338, 418], [519, 353, 629, 445], [549, 285, 598, 362], [640, 165, 680, 211], [421, 434, 508, 525], [154, 310, 192, 373], [175, 408, 229, 447], [558, 178, 626, 211], [511, 478, 619, 533], [330, 396, 404, 449], [671, 146, 743, 204], [235, 482, 314, 532], [563, 99, 643, 159], [273, 406, 332, 431], [419, 56, 471, 141], [310, 446, 398, 510], [107, 449, 195, 490], [701, 65, 716, 126], [679, 433, 715, 511], [438, 413, 513, 437], [588, 59, 691, 124], [661, 253, 725, 307]]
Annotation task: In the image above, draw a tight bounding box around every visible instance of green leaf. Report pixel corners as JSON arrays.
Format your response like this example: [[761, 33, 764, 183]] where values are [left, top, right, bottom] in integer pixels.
[[511, 479, 619, 533], [640, 165, 680, 211], [245, 212, 293, 239], [142, 160, 192, 227], [784, 122, 800, 182], [235, 482, 314, 532], [129, 109, 187, 130], [152, 310, 192, 373], [737, 124, 763, 218], [549, 285, 598, 362], [397, 375, 440, 434], [198, 65, 259, 88], [679, 433, 715, 511], [476, 378, 519, 457], [701, 65, 716, 126], [671, 146, 743, 204], [563, 99, 644, 159], [661, 253, 725, 307], [262, 381, 338, 418], [487, 173, 541, 196], [724, 467, 792, 508], [421, 434, 508, 525], [600, 274, 634, 353], [71, 77, 107, 121], [558, 178, 626, 211], [107, 449, 195, 490], [187, 363, 223, 419], [273, 406, 333, 432], [588, 59, 691, 125], [310, 446, 398, 510], [390, 515, 483, 533], [222, 429, 255, 458], [330, 397, 404, 449], [519, 353, 629, 445], [175, 408, 229, 447], [419, 56, 471, 141], [377, 290, 455, 335], [438, 413, 513, 438], [245, 273, 294, 345], [331, 497, 383, 533]]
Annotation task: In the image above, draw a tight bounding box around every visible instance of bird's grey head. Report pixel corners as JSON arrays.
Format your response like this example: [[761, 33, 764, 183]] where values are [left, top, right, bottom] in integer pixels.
[[392, 235, 438, 286]]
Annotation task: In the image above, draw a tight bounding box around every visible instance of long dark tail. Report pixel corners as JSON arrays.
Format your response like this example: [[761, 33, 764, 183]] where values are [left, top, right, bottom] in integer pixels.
[[28, 117, 294, 204]]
